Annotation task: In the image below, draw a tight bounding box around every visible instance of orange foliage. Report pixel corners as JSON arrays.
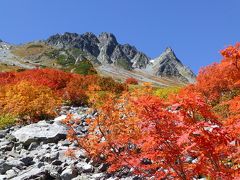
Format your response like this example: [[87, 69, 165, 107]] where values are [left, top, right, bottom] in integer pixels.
[[0, 68, 126, 122], [65, 90, 238, 179], [195, 43, 240, 103], [64, 44, 240, 179], [0, 68, 126, 106], [0, 81, 61, 121]]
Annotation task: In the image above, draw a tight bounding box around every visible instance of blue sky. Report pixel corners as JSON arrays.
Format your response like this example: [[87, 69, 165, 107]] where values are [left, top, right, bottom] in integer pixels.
[[0, 0, 239, 73]]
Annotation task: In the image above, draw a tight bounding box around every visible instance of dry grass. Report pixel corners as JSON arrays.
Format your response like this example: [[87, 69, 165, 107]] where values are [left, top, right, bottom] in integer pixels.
[[11, 43, 54, 58], [0, 64, 22, 72]]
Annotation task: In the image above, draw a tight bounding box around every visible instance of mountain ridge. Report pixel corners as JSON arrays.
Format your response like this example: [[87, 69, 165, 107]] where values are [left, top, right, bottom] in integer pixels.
[[46, 32, 196, 83], [0, 32, 196, 85]]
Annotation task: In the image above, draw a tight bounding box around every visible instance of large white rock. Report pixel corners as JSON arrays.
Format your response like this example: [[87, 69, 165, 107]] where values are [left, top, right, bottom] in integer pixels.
[[12, 121, 68, 146]]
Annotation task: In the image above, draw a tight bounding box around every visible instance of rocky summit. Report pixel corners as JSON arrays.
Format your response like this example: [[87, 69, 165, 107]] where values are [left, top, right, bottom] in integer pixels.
[[46, 32, 196, 83], [47, 32, 150, 70], [147, 48, 196, 83]]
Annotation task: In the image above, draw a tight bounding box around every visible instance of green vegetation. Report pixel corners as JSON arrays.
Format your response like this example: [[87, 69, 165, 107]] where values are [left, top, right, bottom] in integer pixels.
[[115, 59, 132, 70], [73, 60, 97, 75], [26, 44, 44, 49], [0, 115, 16, 129], [56, 54, 75, 66]]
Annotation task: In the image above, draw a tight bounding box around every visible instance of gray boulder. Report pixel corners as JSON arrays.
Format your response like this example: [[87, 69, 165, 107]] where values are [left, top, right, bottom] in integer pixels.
[[75, 162, 94, 173], [11, 167, 47, 180], [60, 167, 78, 180], [0, 159, 24, 174], [12, 121, 67, 146]]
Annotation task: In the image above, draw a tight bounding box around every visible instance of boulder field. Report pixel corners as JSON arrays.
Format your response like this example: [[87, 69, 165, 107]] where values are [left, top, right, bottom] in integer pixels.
[[0, 107, 139, 180]]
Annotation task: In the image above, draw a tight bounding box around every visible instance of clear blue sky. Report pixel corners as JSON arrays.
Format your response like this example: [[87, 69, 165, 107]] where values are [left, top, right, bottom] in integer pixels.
[[0, 0, 239, 73]]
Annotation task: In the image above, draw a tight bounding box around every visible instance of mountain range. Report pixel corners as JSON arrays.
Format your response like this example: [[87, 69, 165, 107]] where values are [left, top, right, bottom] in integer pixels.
[[0, 32, 196, 86]]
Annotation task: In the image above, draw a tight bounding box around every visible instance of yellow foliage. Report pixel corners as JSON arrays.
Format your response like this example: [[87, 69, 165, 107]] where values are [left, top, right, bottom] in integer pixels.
[[154, 86, 182, 99], [0, 115, 16, 129], [0, 81, 61, 121]]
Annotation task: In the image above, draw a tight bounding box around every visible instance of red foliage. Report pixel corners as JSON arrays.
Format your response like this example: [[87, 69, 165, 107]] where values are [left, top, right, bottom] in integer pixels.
[[0, 68, 126, 106], [195, 43, 240, 102], [64, 44, 240, 179], [125, 77, 138, 85]]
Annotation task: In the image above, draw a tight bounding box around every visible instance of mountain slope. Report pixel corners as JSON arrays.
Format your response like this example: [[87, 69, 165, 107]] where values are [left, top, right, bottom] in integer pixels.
[[0, 32, 196, 86]]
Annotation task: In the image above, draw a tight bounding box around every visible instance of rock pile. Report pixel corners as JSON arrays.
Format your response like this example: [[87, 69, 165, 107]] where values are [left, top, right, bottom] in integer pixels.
[[0, 107, 139, 180]]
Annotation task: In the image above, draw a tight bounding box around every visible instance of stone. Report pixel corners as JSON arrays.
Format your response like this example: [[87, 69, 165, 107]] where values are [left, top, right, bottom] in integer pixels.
[[0, 175, 7, 180], [0, 159, 24, 174], [54, 114, 67, 125], [6, 169, 17, 179], [98, 163, 109, 172], [58, 139, 71, 146], [75, 162, 94, 173], [52, 160, 62, 166], [60, 167, 78, 180], [44, 151, 59, 162], [11, 167, 47, 180], [12, 120, 68, 146], [0, 141, 13, 151], [75, 149, 87, 159], [28, 142, 39, 151], [20, 156, 34, 166], [36, 162, 44, 168], [0, 129, 8, 138]]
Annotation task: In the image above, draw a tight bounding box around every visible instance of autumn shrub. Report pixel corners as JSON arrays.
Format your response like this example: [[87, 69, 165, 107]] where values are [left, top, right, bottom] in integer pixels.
[[98, 76, 127, 94], [65, 90, 238, 179], [0, 115, 16, 129], [194, 43, 240, 103], [0, 81, 61, 122], [154, 86, 182, 99], [63, 79, 89, 106], [64, 44, 240, 179], [125, 77, 138, 85]]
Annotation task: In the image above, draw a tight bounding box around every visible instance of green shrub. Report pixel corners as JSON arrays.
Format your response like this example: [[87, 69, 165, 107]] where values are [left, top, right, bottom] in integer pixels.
[[73, 60, 97, 75], [0, 115, 16, 129], [27, 44, 43, 49]]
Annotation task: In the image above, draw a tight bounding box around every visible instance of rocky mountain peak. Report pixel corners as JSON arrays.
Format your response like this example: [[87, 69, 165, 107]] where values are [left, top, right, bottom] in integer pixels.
[[45, 32, 196, 83], [148, 48, 196, 83], [98, 32, 118, 45]]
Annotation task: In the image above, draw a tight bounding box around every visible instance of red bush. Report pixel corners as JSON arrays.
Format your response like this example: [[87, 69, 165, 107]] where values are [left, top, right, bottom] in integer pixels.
[[125, 77, 138, 85]]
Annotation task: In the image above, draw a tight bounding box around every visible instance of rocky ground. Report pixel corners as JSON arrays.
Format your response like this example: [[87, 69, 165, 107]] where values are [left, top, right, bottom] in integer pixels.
[[0, 42, 34, 69], [0, 107, 140, 180]]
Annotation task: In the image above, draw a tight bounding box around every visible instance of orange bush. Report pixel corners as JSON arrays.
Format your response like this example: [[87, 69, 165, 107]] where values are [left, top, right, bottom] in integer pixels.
[[0, 69, 127, 106], [194, 43, 240, 103], [64, 44, 240, 179], [0, 81, 61, 121], [98, 76, 127, 94], [65, 91, 238, 179]]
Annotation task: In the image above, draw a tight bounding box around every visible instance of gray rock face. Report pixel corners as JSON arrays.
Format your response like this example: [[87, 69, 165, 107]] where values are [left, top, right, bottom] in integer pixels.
[[46, 32, 196, 83], [12, 121, 67, 146], [47, 32, 100, 57], [47, 32, 150, 71], [148, 48, 196, 83]]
